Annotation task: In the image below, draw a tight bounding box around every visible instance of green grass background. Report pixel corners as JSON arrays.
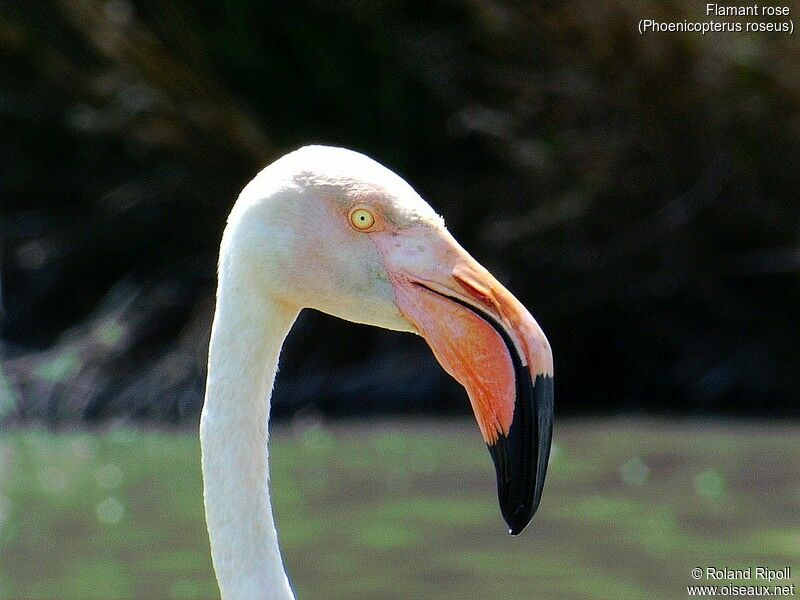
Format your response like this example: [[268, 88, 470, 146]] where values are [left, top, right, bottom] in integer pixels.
[[0, 420, 798, 600]]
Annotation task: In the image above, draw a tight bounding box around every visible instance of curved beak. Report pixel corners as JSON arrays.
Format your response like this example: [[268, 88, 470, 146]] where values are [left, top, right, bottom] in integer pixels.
[[381, 228, 554, 535]]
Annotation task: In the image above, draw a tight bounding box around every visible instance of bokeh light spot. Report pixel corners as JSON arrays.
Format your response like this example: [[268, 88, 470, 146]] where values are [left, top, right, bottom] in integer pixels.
[[695, 470, 725, 499], [620, 457, 649, 485], [96, 496, 125, 525]]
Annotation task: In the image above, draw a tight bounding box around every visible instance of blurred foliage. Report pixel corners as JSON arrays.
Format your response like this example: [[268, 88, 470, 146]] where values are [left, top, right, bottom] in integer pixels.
[[1, 1, 799, 422], [1, 421, 798, 599]]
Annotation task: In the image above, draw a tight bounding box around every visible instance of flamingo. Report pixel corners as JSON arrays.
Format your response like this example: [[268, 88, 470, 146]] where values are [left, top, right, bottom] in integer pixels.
[[200, 145, 554, 600]]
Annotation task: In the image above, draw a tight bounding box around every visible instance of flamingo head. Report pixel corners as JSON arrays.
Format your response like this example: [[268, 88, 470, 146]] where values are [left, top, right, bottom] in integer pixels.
[[229, 145, 553, 535]]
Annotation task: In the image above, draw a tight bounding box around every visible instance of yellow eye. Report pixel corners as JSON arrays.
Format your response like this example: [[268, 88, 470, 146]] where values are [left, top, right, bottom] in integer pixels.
[[349, 208, 375, 231]]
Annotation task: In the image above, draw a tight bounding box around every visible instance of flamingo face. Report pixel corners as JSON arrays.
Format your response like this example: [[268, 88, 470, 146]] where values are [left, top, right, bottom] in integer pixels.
[[237, 145, 554, 534]]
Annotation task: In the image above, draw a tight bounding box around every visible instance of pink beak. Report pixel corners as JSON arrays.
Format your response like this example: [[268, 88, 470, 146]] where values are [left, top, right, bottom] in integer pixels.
[[376, 227, 554, 534]]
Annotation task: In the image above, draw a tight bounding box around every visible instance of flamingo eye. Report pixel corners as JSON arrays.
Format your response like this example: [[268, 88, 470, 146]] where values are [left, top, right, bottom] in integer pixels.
[[349, 208, 375, 231]]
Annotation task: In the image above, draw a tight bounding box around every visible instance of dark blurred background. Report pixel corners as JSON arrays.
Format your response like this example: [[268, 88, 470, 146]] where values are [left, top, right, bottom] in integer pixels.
[[1, 0, 799, 424]]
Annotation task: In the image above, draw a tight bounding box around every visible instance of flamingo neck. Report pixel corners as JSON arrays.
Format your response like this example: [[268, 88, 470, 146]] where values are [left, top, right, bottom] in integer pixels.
[[201, 261, 299, 600]]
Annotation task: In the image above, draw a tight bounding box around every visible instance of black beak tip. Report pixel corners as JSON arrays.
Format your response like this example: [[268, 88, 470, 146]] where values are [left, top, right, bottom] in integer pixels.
[[490, 372, 553, 537], [503, 492, 540, 535], [507, 521, 527, 536]]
